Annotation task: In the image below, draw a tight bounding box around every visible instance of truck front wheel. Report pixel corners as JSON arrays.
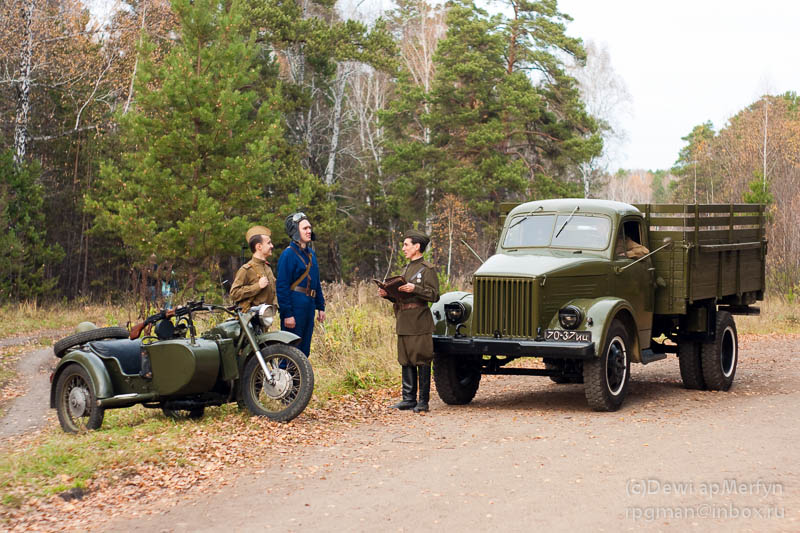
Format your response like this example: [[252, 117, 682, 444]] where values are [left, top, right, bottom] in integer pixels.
[[433, 354, 481, 405], [583, 320, 631, 411], [701, 311, 738, 391]]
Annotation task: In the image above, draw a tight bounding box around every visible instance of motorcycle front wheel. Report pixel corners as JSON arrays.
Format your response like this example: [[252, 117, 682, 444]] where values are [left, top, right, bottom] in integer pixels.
[[241, 344, 314, 422]]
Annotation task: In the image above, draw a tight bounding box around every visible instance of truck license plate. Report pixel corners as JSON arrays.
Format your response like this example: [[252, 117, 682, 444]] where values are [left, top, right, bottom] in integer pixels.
[[544, 329, 591, 342]]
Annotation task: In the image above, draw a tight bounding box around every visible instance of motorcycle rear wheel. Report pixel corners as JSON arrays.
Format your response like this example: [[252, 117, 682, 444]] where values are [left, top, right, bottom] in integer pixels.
[[241, 344, 314, 422], [55, 363, 105, 433]]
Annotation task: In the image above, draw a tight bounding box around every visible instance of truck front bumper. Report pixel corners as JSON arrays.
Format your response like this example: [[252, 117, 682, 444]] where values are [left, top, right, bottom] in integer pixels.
[[433, 335, 595, 359]]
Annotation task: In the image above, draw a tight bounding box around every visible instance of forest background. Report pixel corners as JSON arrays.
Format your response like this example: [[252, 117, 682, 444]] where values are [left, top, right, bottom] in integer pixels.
[[1, 0, 798, 306]]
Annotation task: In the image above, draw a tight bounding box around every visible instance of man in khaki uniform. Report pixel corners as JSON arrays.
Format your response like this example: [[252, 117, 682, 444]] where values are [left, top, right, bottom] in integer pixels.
[[379, 230, 439, 413], [230, 225, 278, 315], [625, 237, 650, 259]]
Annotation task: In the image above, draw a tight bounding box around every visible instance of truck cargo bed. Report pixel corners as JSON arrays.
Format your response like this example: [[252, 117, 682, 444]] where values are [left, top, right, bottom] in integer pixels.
[[634, 203, 767, 315]]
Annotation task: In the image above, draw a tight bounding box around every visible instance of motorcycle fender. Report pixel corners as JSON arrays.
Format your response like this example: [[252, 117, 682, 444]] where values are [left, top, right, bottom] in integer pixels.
[[546, 297, 637, 360], [239, 331, 302, 373], [50, 350, 113, 407], [257, 330, 302, 346]]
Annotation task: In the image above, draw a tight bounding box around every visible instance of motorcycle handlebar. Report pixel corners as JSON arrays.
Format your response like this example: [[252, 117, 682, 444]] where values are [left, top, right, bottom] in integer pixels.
[[128, 301, 240, 339]]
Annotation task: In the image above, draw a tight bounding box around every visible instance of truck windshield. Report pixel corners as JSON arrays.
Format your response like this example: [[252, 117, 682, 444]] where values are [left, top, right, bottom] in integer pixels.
[[502, 214, 610, 250], [550, 215, 611, 249], [503, 215, 555, 247]]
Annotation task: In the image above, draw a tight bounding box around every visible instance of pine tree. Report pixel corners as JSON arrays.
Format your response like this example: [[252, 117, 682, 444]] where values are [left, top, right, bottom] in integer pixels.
[[383, 0, 601, 235], [0, 151, 63, 301], [89, 0, 317, 292]]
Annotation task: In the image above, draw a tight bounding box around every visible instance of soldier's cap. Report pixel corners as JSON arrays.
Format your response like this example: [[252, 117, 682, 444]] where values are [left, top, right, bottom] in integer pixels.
[[403, 229, 430, 247], [246, 225, 271, 242]]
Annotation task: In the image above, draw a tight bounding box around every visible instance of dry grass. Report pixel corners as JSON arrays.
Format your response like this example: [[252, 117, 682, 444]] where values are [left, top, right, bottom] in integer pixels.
[[310, 282, 398, 402], [0, 300, 135, 339], [735, 296, 800, 335]]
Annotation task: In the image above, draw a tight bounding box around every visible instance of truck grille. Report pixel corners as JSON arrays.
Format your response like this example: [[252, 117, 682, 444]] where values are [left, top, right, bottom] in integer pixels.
[[473, 277, 538, 338]]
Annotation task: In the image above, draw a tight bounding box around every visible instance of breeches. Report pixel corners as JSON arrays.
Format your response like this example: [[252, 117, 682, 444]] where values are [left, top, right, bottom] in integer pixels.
[[282, 292, 316, 356], [397, 334, 433, 366]]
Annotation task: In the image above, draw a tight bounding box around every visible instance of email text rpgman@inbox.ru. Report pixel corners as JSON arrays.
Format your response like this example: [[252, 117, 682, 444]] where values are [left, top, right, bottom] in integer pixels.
[[625, 479, 785, 522]]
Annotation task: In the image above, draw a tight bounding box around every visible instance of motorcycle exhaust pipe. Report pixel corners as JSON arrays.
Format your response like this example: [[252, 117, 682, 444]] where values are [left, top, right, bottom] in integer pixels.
[[99, 392, 158, 408]]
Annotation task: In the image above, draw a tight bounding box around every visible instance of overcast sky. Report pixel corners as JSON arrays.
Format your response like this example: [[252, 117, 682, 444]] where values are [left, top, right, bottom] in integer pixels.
[[557, 0, 800, 171]]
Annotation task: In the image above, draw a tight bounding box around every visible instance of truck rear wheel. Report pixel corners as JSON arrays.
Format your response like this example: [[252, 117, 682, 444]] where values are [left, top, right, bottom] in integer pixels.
[[678, 341, 705, 390], [583, 320, 630, 412], [433, 354, 481, 405], [701, 311, 738, 391]]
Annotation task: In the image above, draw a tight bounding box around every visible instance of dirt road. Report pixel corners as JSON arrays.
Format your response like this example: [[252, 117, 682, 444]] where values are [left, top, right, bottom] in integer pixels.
[[103, 334, 800, 532]]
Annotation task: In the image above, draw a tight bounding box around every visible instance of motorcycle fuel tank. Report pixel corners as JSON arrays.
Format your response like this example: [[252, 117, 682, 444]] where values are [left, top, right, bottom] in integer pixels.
[[146, 339, 220, 395]]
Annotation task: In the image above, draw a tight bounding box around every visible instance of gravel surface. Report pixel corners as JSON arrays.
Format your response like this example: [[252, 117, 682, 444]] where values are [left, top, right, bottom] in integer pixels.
[[101, 333, 800, 532], [0, 328, 70, 349], [0, 347, 54, 438]]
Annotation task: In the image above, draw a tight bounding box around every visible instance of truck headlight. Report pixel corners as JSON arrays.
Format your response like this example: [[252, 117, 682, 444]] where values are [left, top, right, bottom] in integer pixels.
[[558, 306, 583, 330], [444, 302, 468, 324]]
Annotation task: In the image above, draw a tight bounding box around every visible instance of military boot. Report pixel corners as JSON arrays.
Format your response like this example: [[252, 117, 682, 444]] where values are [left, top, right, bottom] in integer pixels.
[[413, 364, 431, 413], [391, 366, 417, 410]]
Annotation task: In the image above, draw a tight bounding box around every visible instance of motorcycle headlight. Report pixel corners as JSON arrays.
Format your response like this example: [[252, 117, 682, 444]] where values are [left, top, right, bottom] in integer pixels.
[[558, 305, 583, 330], [255, 304, 275, 328], [444, 302, 468, 324]]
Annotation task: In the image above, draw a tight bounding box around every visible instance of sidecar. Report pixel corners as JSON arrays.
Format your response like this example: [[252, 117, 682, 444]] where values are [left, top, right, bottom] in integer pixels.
[[50, 309, 309, 432]]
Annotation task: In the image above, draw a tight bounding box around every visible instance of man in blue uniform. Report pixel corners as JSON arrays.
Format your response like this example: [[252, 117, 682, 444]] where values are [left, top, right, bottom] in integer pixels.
[[276, 212, 325, 356]]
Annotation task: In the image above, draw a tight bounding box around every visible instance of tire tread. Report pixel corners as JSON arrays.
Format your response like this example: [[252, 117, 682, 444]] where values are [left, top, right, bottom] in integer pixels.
[[433, 355, 480, 405], [54, 327, 129, 357]]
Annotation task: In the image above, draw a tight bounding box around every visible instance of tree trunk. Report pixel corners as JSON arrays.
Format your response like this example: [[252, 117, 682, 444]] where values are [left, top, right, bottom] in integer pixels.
[[123, 0, 147, 115], [14, 0, 35, 166], [324, 63, 350, 186]]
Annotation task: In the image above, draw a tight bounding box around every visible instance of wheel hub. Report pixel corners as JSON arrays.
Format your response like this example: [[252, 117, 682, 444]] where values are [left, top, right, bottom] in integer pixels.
[[68, 386, 90, 418], [263, 368, 292, 399]]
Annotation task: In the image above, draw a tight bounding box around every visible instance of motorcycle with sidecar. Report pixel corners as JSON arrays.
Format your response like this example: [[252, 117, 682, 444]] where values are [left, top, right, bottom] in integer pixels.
[[50, 301, 314, 432]]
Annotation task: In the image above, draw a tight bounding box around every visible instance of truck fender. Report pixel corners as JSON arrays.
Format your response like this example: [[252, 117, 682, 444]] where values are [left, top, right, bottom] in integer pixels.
[[50, 350, 114, 407], [546, 297, 640, 361], [431, 291, 473, 336]]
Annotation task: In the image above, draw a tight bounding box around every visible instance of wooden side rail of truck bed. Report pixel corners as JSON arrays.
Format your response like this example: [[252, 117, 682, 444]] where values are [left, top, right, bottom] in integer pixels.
[[633, 203, 767, 315]]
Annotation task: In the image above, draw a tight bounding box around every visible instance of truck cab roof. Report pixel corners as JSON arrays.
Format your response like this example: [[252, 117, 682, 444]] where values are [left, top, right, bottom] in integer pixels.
[[506, 198, 643, 219]]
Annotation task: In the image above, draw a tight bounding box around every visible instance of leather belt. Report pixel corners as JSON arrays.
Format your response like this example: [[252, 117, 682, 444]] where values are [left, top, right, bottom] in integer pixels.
[[293, 286, 317, 298], [397, 302, 425, 310]]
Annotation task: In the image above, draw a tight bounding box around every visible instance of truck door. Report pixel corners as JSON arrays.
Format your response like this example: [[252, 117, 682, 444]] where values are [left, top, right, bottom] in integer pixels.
[[613, 218, 654, 347]]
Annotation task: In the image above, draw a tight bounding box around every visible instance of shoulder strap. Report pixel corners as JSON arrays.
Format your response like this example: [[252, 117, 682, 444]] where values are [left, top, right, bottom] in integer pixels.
[[407, 263, 425, 281], [289, 247, 313, 290]]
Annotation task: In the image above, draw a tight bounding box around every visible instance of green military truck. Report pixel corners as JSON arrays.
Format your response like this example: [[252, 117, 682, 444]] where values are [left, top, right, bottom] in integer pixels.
[[431, 199, 767, 411]]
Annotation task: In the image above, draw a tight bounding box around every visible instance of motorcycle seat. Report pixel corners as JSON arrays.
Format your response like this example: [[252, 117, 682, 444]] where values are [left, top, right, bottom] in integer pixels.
[[89, 339, 143, 375]]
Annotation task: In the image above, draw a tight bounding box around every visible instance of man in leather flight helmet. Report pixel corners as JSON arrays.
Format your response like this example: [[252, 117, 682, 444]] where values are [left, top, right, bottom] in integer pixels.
[[276, 212, 326, 356]]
